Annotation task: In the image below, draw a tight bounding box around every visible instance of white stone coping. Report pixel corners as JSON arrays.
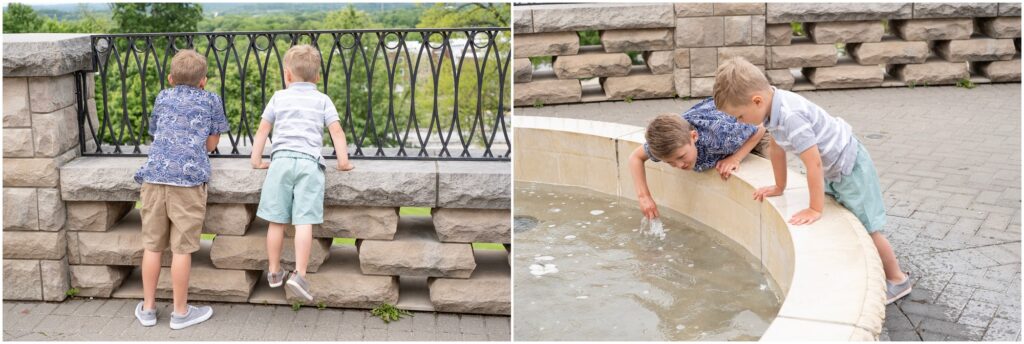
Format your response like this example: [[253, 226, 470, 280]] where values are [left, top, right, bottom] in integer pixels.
[[2, 33, 93, 77], [59, 156, 509, 209], [514, 116, 886, 341]]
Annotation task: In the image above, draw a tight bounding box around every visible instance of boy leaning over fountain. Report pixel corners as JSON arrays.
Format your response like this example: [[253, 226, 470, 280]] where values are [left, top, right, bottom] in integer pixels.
[[250, 44, 355, 302], [133, 49, 228, 329], [628, 97, 769, 220], [712, 57, 912, 304]]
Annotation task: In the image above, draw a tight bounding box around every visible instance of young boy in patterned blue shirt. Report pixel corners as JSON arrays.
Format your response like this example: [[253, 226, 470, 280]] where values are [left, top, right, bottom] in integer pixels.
[[133, 49, 229, 329], [628, 97, 769, 219], [250, 45, 354, 302]]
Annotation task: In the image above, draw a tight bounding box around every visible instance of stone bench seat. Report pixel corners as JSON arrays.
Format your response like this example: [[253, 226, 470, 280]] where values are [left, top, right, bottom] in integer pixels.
[[59, 156, 510, 209]]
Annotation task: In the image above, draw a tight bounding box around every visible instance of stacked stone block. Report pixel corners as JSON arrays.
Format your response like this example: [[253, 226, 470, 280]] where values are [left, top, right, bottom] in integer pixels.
[[513, 3, 1022, 106], [54, 156, 510, 314], [3, 34, 95, 302]]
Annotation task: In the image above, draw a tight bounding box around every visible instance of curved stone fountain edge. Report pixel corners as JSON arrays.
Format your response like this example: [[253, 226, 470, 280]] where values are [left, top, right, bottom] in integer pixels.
[[514, 116, 886, 341]]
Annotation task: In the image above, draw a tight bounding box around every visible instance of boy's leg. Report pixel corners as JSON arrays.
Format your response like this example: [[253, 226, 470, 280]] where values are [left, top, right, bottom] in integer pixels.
[[170, 253, 192, 315], [290, 159, 325, 277], [292, 224, 313, 276], [141, 250, 163, 310], [139, 183, 171, 312], [871, 232, 907, 283], [266, 222, 287, 274], [166, 184, 208, 316], [257, 157, 295, 275]]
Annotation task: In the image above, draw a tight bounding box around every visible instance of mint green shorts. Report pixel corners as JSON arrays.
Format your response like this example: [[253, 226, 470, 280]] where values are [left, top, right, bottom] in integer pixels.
[[256, 150, 325, 225], [825, 142, 886, 233]]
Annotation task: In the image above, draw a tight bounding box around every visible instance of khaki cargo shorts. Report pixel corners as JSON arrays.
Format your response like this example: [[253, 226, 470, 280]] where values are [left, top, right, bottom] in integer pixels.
[[140, 182, 207, 254]]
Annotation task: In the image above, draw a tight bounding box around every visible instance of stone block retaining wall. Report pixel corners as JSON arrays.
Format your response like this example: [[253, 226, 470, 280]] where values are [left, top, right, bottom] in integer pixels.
[[513, 3, 1021, 106]]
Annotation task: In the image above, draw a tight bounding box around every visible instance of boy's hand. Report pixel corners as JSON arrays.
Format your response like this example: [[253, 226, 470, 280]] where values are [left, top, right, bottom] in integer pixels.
[[753, 185, 783, 201], [789, 208, 822, 225], [251, 159, 270, 169], [638, 195, 659, 219], [715, 156, 741, 180], [337, 159, 355, 171]]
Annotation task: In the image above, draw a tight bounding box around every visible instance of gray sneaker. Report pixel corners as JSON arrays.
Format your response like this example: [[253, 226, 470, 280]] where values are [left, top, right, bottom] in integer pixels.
[[286, 271, 314, 302], [886, 271, 913, 305], [134, 301, 157, 327], [268, 269, 286, 288], [169, 304, 213, 330]]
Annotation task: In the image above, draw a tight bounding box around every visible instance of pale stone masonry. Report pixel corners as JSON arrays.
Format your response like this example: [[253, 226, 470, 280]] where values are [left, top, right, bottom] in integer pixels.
[[513, 2, 1022, 106], [3, 34, 511, 316], [3, 34, 94, 302]]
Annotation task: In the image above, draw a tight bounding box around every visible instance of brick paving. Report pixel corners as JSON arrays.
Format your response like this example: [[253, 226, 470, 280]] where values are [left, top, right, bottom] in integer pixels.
[[518, 83, 1022, 341], [3, 299, 510, 341]]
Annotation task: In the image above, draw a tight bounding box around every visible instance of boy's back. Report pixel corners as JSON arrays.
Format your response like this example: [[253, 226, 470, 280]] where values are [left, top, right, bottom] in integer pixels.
[[262, 82, 338, 162], [134, 86, 228, 185], [766, 88, 857, 182]]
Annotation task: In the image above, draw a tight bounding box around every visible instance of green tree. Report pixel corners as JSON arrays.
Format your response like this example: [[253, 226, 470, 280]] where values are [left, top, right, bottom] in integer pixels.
[[414, 3, 511, 155], [3, 3, 46, 33], [111, 3, 203, 33]]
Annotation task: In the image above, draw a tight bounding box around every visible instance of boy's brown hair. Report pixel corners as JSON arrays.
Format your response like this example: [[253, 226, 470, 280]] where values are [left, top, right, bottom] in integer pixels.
[[712, 57, 771, 110], [169, 49, 207, 87], [645, 114, 694, 160], [283, 44, 321, 82]]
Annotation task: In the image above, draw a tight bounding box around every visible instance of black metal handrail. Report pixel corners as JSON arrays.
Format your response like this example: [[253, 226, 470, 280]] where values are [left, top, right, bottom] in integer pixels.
[[78, 28, 511, 161]]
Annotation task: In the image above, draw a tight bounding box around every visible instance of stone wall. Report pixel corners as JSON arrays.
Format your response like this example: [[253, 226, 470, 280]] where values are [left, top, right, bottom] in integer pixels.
[[513, 3, 1022, 106], [3, 34, 94, 302], [2, 34, 511, 316]]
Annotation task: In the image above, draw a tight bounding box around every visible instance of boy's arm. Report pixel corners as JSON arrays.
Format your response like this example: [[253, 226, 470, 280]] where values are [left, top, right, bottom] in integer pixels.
[[791, 144, 824, 225], [250, 120, 272, 169], [628, 146, 659, 219], [753, 136, 787, 201], [716, 124, 766, 179], [206, 135, 220, 153], [327, 122, 354, 171]]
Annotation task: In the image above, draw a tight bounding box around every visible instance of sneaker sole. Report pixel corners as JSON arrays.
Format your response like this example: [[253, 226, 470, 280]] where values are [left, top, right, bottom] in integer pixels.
[[269, 280, 283, 288], [286, 279, 314, 302], [135, 304, 156, 327], [169, 309, 213, 330], [886, 285, 912, 305], [136, 316, 157, 327]]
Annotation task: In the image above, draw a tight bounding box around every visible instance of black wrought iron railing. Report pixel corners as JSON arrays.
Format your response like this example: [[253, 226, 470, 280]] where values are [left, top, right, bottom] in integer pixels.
[[77, 28, 511, 160]]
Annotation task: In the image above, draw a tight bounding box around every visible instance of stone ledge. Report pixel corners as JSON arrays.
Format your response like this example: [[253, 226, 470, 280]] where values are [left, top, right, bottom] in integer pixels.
[[428, 248, 511, 315], [109, 242, 259, 303], [358, 216, 477, 278], [766, 3, 912, 24], [528, 4, 674, 33], [210, 218, 332, 272], [2, 34, 92, 77], [438, 161, 511, 209], [284, 246, 400, 308], [432, 208, 511, 244], [60, 157, 451, 207]]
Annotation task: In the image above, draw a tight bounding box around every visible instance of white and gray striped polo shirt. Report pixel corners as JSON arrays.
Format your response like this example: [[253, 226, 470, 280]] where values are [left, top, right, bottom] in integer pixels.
[[261, 82, 339, 163], [766, 87, 858, 182]]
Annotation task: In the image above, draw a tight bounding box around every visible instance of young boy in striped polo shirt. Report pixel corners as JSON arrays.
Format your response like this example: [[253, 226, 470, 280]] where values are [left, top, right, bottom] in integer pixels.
[[713, 57, 912, 304], [250, 44, 354, 302]]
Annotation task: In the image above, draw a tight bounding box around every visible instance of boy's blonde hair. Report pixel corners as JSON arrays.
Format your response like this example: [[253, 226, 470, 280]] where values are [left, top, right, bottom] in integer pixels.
[[712, 57, 771, 110], [283, 44, 321, 82], [169, 49, 207, 87], [645, 114, 694, 160]]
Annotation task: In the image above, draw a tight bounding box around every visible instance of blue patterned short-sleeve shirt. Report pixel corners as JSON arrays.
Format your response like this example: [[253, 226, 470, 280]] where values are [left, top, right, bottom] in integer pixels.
[[134, 85, 230, 186], [643, 97, 758, 172]]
